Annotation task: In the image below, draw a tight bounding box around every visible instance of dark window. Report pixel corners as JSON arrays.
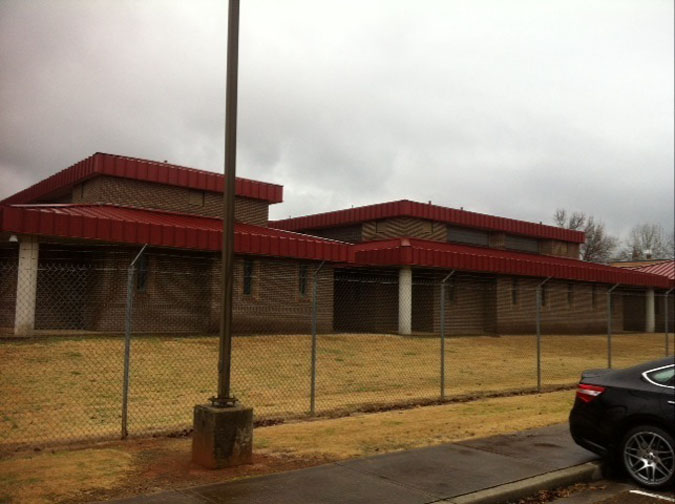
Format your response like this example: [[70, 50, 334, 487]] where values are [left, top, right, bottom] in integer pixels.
[[448, 226, 489, 247], [188, 189, 205, 207], [591, 285, 597, 308], [505, 235, 539, 253], [567, 283, 574, 306], [511, 278, 519, 305], [243, 260, 254, 295], [299, 264, 308, 297], [541, 284, 548, 307], [136, 254, 148, 292], [645, 366, 675, 387]]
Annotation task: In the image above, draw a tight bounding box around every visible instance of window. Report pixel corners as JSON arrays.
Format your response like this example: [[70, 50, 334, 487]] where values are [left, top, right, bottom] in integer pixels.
[[136, 254, 148, 292], [567, 283, 574, 306], [447, 226, 489, 247], [505, 235, 539, 253], [448, 278, 456, 302], [511, 278, 519, 305], [643, 365, 675, 388], [243, 260, 254, 295], [299, 264, 308, 297], [540, 284, 548, 307], [188, 189, 205, 207]]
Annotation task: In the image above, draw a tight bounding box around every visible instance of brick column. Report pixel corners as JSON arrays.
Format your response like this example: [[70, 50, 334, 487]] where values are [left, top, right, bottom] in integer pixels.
[[14, 236, 39, 336], [398, 266, 412, 335], [645, 288, 655, 333]]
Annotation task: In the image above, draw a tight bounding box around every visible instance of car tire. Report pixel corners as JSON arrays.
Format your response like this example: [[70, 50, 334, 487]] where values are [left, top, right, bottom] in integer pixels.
[[620, 425, 675, 489]]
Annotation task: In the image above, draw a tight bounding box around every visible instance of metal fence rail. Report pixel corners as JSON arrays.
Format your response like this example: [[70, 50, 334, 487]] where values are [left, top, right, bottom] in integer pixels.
[[0, 247, 673, 450]]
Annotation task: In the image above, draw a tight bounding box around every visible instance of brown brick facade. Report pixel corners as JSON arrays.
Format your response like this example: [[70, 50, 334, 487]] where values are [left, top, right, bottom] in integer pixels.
[[209, 257, 335, 334], [331, 268, 632, 336], [3, 245, 332, 335], [303, 219, 578, 259], [4, 241, 668, 337], [363, 218, 448, 242], [72, 176, 269, 226], [540, 240, 580, 259], [494, 277, 622, 334], [333, 270, 399, 333]]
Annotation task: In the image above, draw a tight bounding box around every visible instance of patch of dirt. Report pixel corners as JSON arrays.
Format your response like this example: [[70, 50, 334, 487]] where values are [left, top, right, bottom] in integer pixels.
[[72, 446, 329, 504], [508, 482, 609, 504]]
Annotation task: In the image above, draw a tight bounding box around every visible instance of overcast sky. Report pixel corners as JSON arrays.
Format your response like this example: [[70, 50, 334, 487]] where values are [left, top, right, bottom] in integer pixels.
[[1, 0, 673, 240]]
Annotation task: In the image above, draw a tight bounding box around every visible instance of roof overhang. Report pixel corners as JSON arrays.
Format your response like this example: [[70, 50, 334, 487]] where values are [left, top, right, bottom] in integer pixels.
[[0, 153, 284, 205], [272, 200, 585, 244], [2, 204, 671, 289], [0, 204, 348, 262], [349, 238, 673, 288]]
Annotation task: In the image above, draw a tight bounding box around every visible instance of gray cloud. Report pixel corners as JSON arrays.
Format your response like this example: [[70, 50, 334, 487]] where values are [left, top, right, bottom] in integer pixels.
[[1, 0, 672, 242]]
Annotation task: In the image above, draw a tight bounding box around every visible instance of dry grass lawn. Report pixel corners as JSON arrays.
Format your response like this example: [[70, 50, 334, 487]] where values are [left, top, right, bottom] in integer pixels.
[[0, 332, 672, 447], [0, 390, 576, 504]]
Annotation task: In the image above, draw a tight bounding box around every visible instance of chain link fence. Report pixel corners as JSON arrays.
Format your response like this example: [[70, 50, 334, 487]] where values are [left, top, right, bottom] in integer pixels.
[[1, 244, 673, 451]]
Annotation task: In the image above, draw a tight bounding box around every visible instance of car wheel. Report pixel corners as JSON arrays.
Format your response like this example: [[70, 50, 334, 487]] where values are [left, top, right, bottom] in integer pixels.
[[621, 425, 675, 489]]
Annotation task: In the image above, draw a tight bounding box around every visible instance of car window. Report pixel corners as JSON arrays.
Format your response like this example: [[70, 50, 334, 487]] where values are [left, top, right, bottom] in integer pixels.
[[644, 366, 675, 387]]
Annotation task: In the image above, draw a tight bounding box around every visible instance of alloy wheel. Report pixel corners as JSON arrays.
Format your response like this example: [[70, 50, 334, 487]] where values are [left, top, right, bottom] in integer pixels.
[[623, 430, 675, 487]]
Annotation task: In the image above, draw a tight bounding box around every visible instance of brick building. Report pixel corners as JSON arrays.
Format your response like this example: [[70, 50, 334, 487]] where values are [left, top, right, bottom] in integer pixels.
[[272, 202, 673, 335], [1, 152, 672, 337]]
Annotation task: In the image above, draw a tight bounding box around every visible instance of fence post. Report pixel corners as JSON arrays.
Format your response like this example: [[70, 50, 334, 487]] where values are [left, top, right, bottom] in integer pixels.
[[310, 261, 325, 416], [121, 245, 147, 439], [440, 271, 455, 400], [606, 284, 620, 369], [666, 288, 674, 356], [535, 277, 551, 392]]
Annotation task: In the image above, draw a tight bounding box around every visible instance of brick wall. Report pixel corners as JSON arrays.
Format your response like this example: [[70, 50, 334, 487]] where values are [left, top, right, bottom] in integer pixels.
[[334, 270, 399, 333], [540, 240, 580, 259], [18, 245, 332, 335], [209, 257, 335, 334], [72, 176, 269, 226], [494, 277, 622, 334], [431, 274, 497, 335], [363, 218, 448, 241]]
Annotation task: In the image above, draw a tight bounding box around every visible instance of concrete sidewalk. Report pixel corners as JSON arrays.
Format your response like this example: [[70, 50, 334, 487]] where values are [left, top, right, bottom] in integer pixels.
[[100, 424, 600, 504]]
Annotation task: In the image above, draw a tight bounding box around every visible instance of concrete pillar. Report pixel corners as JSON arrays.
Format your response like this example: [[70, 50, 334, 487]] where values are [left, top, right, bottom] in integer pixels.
[[14, 236, 39, 336], [398, 266, 412, 335], [645, 288, 655, 333]]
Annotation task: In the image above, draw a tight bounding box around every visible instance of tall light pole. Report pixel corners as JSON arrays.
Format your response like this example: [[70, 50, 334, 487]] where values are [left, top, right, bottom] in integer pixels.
[[192, 0, 253, 469], [215, 0, 240, 408]]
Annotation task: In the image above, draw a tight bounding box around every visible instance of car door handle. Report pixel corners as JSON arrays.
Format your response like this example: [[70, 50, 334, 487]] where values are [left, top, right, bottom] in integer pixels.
[[669, 401, 675, 405]]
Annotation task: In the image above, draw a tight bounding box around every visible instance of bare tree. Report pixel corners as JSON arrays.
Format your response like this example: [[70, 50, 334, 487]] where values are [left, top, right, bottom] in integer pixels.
[[553, 209, 618, 263], [618, 224, 674, 260]]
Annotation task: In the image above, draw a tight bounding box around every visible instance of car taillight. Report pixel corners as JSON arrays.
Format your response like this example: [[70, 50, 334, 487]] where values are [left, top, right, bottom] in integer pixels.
[[576, 383, 606, 403]]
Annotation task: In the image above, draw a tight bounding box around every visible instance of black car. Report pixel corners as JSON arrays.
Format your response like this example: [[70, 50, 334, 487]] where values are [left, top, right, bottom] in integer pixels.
[[569, 356, 675, 489]]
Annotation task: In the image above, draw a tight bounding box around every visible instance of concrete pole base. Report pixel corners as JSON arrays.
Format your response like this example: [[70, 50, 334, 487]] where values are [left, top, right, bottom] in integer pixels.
[[192, 404, 253, 469]]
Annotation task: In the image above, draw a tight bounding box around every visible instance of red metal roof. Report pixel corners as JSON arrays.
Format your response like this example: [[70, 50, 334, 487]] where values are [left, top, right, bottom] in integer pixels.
[[1, 204, 348, 262], [2, 204, 669, 288], [349, 238, 672, 288], [271, 200, 585, 244], [627, 260, 674, 280], [0, 153, 284, 205]]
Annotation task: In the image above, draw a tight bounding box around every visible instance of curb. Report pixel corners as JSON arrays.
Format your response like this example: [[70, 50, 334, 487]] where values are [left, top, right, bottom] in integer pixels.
[[438, 461, 603, 504]]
